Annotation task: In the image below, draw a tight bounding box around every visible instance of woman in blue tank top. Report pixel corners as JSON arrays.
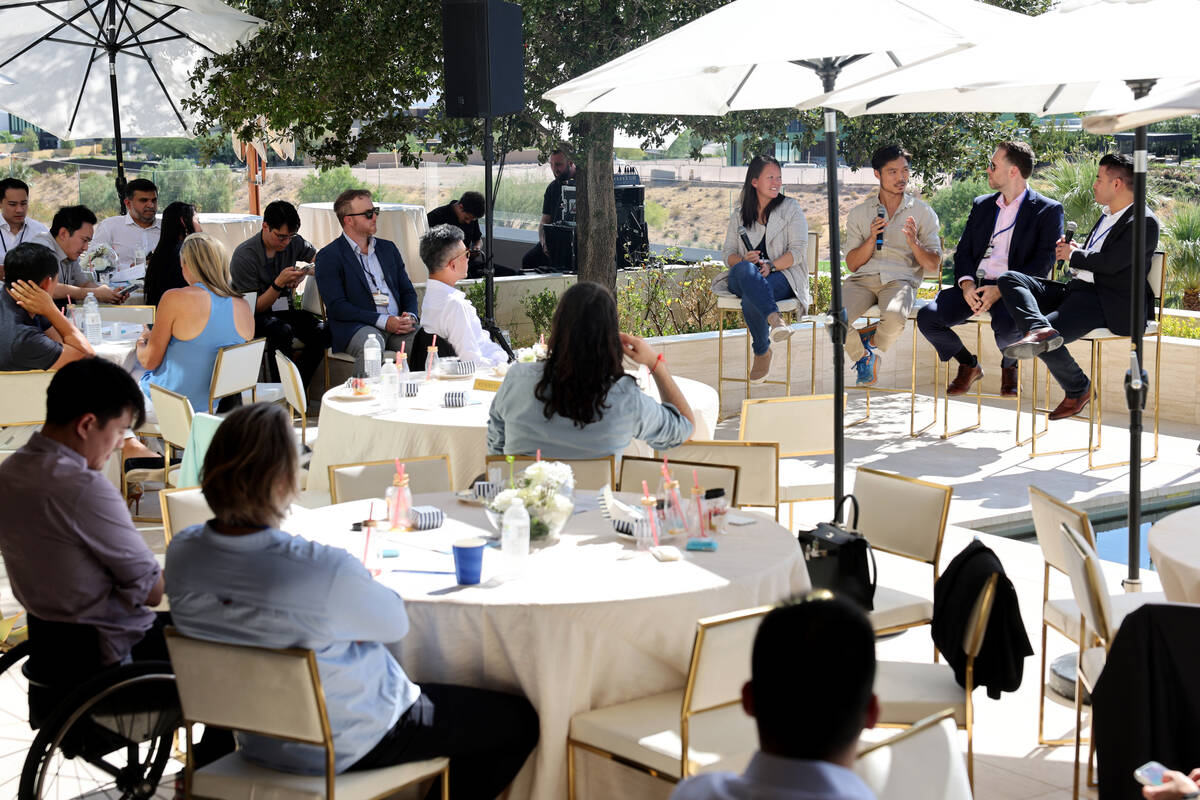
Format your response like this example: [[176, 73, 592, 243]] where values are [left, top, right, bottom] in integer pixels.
[[136, 233, 255, 414]]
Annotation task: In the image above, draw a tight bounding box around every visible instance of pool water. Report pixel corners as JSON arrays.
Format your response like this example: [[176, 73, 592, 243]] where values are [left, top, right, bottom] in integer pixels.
[[1093, 521, 1155, 571]]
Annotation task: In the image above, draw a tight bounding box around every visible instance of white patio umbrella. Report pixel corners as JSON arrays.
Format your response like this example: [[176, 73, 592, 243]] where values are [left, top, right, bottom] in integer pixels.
[[0, 0, 262, 204], [823, 0, 1200, 586], [1083, 81, 1200, 133], [544, 0, 1028, 516]]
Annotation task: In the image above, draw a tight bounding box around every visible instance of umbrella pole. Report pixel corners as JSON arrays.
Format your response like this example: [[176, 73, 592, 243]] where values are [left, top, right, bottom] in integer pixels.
[[483, 114, 496, 329], [106, 35, 127, 213]]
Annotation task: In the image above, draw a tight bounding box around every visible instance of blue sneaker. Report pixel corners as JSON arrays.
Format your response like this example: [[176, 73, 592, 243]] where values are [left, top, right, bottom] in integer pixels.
[[854, 351, 880, 386], [858, 323, 878, 351]]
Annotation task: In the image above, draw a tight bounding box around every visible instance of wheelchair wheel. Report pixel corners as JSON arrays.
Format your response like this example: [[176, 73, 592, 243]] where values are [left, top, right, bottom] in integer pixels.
[[0, 640, 33, 796], [18, 660, 181, 800]]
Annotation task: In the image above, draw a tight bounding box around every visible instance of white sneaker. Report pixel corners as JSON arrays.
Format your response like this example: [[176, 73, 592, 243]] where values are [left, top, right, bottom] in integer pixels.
[[769, 321, 794, 344]]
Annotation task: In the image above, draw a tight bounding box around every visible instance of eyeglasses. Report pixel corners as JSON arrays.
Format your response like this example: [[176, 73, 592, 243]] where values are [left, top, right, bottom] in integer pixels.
[[269, 228, 296, 242], [344, 207, 382, 220]]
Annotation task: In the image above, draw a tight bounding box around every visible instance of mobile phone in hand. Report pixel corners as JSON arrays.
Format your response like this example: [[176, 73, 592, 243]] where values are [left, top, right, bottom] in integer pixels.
[[1135, 761, 1168, 787]]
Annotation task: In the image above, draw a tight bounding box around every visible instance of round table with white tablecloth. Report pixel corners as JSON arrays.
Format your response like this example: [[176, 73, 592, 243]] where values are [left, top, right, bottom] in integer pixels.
[[298, 202, 429, 288], [305, 372, 720, 493], [154, 212, 262, 258], [1148, 506, 1200, 602], [284, 492, 809, 800]]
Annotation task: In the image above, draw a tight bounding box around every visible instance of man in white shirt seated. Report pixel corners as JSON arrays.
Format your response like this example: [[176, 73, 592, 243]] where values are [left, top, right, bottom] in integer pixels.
[[90, 178, 160, 267], [671, 593, 879, 800], [419, 224, 510, 367], [0, 177, 49, 272]]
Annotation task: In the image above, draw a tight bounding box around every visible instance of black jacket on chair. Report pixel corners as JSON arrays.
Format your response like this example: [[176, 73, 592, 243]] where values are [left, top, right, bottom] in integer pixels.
[[931, 539, 1032, 699], [407, 327, 458, 372]]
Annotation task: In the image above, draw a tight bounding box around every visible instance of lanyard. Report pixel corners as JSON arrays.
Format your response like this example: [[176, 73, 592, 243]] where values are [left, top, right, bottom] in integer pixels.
[[988, 217, 1017, 246], [358, 252, 385, 294], [1, 223, 27, 256], [1086, 216, 1117, 249]]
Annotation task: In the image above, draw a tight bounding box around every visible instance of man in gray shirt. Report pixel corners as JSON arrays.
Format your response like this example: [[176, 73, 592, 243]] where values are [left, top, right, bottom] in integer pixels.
[[842, 145, 941, 386], [31, 205, 125, 305], [0, 242, 94, 371], [230, 200, 326, 386]]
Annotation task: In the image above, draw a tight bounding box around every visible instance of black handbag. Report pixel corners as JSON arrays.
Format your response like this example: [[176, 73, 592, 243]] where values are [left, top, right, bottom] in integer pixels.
[[796, 495, 877, 611]]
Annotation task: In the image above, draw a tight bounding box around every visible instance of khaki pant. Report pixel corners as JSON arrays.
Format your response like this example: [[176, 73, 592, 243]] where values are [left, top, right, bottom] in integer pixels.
[[843, 273, 917, 362]]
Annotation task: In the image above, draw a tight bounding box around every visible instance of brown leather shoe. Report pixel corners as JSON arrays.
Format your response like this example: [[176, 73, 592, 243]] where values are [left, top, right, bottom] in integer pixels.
[[1000, 365, 1019, 397], [946, 363, 984, 396], [749, 350, 772, 384], [1003, 327, 1064, 360], [1049, 391, 1090, 420]]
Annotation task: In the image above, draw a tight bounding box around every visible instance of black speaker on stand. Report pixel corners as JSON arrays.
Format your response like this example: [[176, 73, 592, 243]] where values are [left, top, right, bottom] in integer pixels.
[[614, 184, 648, 270], [441, 0, 523, 356]]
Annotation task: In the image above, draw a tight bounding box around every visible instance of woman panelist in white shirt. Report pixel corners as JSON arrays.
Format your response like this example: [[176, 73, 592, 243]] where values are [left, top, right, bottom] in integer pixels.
[[715, 154, 810, 384]]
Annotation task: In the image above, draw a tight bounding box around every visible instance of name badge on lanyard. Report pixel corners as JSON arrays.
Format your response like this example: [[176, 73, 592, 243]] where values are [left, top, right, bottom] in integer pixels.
[[372, 292, 389, 308]]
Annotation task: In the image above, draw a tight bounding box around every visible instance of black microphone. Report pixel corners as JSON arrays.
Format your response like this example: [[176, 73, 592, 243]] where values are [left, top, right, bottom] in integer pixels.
[[738, 225, 754, 253], [1056, 221, 1078, 270], [875, 205, 886, 250]]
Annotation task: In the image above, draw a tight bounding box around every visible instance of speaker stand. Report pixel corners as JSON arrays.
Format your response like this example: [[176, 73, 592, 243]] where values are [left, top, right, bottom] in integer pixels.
[[481, 114, 514, 360]]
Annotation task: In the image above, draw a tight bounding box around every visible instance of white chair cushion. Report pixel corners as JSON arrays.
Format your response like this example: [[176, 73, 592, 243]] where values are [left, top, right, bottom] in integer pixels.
[[1081, 320, 1158, 339], [1078, 646, 1106, 691], [870, 586, 933, 632], [570, 690, 757, 778], [194, 752, 448, 800], [326, 349, 356, 363], [1044, 591, 1165, 641], [255, 383, 286, 404], [777, 458, 834, 501], [855, 300, 928, 322], [874, 661, 966, 727], [715, 290, 800, 315]]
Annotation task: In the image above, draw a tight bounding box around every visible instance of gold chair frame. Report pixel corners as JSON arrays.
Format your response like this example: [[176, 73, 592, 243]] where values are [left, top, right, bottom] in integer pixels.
[[484, 453, 616, 491], [657, 440, 781, 516], [618, 456, 740, 501], [328, 454, 455, 504]]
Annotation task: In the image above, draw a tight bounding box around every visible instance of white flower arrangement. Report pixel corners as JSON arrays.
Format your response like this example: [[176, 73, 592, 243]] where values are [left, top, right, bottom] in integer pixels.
[[487, 459, 575, 539], [514, 342, 548, 362], [82, 243, 119, 277]]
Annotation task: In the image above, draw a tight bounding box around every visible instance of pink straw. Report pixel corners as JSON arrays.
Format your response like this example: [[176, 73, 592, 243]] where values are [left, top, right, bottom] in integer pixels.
[[431, 334, 437, 347], [642, 480, 659, 546], [693, 469, 707, 538], [536, 448, 541, 462], [394, 458, 402, 476]]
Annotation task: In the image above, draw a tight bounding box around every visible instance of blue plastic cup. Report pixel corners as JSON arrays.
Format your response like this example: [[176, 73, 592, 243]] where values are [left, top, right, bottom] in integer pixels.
[[452, 538, 487, 585]]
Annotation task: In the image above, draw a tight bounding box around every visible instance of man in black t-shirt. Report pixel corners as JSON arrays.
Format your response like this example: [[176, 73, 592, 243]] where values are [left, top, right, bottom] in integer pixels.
[[426, 191, 517, 278], [521, 149, 576, 270]]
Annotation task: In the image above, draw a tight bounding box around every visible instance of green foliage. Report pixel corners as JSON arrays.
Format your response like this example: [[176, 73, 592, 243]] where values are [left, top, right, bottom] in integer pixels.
[[448, 177, 547, 227], [20, 129, 37, 149], [1150, 167, 1200, 203], [139, 138, 197, 160], [0, 131, 13, 143], [79, 171, 121, 217], [644, 200, 667, 229], [520, 288, 559, 338], [3, 158, 33, 183], [1164, 203, 1200, 309], [929, 176, 991, 255], [1159, 313, 1200, 339], [146, 158, 235, 212], [1034, 158, 1102, 233], [616, 249, 722, 338], [613, 147, 647, 161], [297, 166, 368, 204], [463, 281, 487, 321]]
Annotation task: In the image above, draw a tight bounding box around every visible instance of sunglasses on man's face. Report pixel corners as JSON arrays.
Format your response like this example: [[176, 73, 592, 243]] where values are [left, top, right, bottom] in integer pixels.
[[344, 207, 382, 220]]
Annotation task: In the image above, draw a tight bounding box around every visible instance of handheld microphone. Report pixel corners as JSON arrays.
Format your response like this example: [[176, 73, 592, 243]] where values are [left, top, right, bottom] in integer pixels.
[[875, 205, 886, 250], [738, 225, 754, 254], [1055, 221, 1078, 270]]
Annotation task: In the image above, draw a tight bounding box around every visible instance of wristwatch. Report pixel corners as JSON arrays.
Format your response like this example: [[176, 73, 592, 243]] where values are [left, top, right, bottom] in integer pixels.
[[271, 281, 287, 293]]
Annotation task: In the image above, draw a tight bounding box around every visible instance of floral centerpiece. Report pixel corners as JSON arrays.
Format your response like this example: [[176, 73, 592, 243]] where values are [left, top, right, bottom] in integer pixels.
[[486, 459, 575, 541], [514, 342, 548, 363], [82, 244, 119, 281]]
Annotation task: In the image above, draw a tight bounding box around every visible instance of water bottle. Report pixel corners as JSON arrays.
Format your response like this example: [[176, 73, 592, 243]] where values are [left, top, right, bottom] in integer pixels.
[[501, 497, 530, 574], [379, 352, 399, 411], [363, 333, 382, 380], [83, 292, 102, 345]]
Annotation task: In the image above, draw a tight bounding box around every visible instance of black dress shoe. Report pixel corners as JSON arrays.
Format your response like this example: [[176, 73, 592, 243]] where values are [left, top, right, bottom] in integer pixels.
[[1004, 327, 1064, 360]]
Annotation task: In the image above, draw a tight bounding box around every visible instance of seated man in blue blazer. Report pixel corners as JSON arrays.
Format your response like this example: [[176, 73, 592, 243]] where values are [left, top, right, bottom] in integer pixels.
[[315, 189, 419, 372], [916, 141, 1063, 397], [999, 152, 1160, 420]]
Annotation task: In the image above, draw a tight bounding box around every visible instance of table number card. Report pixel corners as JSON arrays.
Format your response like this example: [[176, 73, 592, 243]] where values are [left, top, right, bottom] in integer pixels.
[[473, 377, 503, 392]]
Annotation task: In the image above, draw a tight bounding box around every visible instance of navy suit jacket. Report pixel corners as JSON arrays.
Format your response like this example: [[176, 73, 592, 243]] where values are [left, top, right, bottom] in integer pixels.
[[315, 235, 418, 353], [1068, 205, 1160, 337], [953, 188, 1064, 285]]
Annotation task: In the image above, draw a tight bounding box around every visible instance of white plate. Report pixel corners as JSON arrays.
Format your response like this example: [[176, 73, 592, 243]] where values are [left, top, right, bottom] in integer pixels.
[[454, 490, 487, 506]]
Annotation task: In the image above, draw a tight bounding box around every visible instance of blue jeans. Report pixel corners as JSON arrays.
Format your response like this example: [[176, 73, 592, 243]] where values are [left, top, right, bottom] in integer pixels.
[[727, 261, 795, 356]]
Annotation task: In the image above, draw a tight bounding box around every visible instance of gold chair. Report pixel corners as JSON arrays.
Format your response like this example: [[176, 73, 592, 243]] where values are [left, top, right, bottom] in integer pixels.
[[739, 394, 838, 526], [566, 606, 769, 797], [165, 627, 450, 800], [275, 351, 310, 447], [160, 487, 212, 546], [855, 708, 971, 800], [303, 279, 359, 391], [874, 572, 999, 792], [208, 338, 268, 413], [329, 454, 454, 504], [618, 456, 739, 501], [484, 454, 616, 491], [658, 440, 780, 515], [717, 233, 821, 413], [1029, 251, 1167, 469], [940, 310, 1029, 441], [853, 467, 951, 653], [0, 370, 54, 454]]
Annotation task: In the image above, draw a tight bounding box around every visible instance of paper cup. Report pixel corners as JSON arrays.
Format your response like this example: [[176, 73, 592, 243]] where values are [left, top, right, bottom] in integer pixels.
[[452, 538, 486, 585]]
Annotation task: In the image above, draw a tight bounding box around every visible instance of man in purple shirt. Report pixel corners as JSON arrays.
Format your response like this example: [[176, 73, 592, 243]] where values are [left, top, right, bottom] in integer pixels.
[[0, 358, 163, 669]]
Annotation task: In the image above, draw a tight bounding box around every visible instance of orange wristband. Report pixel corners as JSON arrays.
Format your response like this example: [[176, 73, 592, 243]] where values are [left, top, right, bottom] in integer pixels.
[[648, 353, 664, 374]]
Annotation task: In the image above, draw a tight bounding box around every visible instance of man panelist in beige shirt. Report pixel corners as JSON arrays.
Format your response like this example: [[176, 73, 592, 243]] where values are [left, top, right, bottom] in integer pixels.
[[842, 145, 941, 386]]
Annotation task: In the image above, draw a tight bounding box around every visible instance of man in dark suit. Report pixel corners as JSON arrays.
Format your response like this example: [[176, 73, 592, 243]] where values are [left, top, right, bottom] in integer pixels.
[[917, 141, 1063, 396], [315, 189, 419, 372], [999, 152, 1160, 420]]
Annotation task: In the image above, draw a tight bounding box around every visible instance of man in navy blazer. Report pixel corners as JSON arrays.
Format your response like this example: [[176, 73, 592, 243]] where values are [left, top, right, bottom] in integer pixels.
[[999, 153, 1159, 420], [315, 189, 419, 371], [916, 141, 1063, 397]]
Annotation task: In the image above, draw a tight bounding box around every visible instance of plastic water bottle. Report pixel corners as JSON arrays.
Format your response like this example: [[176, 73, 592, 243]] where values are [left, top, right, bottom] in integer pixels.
[[83, 292, 102, 345], [363, 333, 382, 380], [501, 497, 530, 574], [379, 352, 399, 411]]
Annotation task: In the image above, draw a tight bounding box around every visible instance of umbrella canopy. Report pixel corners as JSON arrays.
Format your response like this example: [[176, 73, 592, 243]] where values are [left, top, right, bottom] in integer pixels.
[[0, 0, 261, 140], [545, 0, 1027, 518], [1083, 80, 1200, 133], [543, 0, 1025, 116], [823, 0, 1200, 115]]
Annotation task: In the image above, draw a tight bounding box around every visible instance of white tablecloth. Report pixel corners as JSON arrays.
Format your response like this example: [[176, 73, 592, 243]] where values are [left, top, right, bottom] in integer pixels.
[[285, 492, 809, 800], [298, 202, 429, 288], [306, 373, 720, 492], [93, 323, 140, 373], [156, 212, 262, 258], [1148, 507, 1200, 602]]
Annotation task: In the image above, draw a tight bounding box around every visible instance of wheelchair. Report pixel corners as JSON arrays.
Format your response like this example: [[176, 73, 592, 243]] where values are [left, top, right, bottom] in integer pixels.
[[0, 615, 183, 800]]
